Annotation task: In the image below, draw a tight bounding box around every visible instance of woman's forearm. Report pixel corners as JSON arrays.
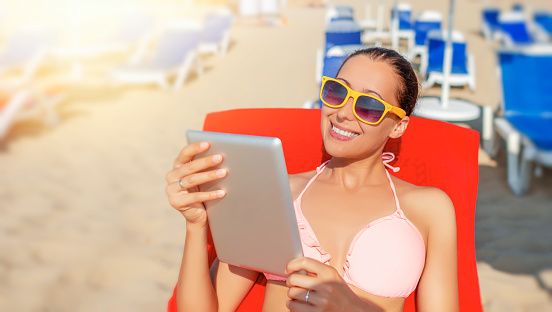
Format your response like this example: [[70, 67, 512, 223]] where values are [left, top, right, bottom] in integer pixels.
[[176, 223, 218, 312]]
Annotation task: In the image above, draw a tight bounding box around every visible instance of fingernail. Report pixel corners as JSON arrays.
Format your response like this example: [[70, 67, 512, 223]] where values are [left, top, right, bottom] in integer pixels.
[[212, 154, 222, 162], [200, 142, 209, 149], [216, 169, 226, 177], [217, 190, 225, 197]]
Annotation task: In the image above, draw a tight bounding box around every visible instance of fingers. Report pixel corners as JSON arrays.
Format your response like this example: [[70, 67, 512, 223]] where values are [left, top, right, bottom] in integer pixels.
[[168, 166, 227, 191], [167, 188, 225, 211], [286, 272, 319, 290], [286, 257, 327, 277], [173, 141, 209, 169], [287, 299, 318, 312], [287, 288, 324, 307]]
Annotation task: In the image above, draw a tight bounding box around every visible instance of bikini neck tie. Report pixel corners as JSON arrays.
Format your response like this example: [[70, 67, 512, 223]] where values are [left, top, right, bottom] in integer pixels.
[[382, 152, 400, 172]]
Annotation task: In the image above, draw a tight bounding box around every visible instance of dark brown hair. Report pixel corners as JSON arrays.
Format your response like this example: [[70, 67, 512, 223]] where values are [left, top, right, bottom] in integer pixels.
[[337, 47, 419, 116]]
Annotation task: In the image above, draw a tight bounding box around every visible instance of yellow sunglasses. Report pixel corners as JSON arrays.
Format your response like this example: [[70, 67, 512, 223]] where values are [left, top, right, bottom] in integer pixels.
[[320, 76, 406, 125]]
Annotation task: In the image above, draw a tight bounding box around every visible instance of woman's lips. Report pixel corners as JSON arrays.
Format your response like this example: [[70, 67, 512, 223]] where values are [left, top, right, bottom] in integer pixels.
[[329, 122, 359, 141]]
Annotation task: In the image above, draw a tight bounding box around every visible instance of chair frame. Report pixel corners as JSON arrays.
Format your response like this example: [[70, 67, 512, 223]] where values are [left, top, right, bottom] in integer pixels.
[[167, 108, 483, 312], [483, 45, 552, 195], [419, 29, 476, 91]]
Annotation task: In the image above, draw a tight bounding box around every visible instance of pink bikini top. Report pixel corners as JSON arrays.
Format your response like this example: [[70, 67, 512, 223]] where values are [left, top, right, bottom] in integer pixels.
[[263, 153, 426, 298]]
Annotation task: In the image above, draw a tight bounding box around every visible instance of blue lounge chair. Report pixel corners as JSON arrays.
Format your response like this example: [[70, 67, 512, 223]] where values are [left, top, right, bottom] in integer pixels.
[[533, 11, 552, 41], [498, 11, 536, 46], [0, 25, 57, 87], [326, 5, 354, 24], [324, 20, 362, 53], [485, 46, 552, 195], [310, 44, 368, 109], [315, 44, 367, 84], [419, 30, 475, 91], [481, 6, 501, 42], [389, 3, 414, 49], [198, 11, 233, 56], [110, 21, 202, 90], [406, 10, 442, 61]]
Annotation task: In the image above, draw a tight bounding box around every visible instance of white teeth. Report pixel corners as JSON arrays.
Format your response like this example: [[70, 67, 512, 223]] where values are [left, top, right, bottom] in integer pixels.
[[332, 125, 358, 138]]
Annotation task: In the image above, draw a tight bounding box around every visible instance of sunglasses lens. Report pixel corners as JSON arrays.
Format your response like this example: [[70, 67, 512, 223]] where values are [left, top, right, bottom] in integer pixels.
[[321, 80, 348, 106], [355, 96, 386, 123]]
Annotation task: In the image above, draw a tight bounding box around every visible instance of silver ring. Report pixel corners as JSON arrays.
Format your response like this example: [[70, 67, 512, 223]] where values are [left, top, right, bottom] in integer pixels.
[[178, 179, 184, 189], [305, 289, 310, 303]]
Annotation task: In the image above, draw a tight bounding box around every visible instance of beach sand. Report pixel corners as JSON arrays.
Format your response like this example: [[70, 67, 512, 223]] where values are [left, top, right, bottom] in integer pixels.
[[0, 0, 551, 311]]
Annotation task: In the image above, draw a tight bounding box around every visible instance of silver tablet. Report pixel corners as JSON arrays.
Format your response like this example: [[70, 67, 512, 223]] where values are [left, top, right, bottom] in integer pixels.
[[186, 130, 303, 277]]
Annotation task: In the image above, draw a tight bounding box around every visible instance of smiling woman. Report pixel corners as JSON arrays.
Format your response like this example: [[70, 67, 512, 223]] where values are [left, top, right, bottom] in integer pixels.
[[165, 47, 459, 312]]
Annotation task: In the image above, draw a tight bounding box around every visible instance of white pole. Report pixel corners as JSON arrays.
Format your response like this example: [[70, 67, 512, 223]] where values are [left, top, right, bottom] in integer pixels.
[[375, 0, 384, 46], [392, 0, 399, 51], [441, 0, 455, 109]]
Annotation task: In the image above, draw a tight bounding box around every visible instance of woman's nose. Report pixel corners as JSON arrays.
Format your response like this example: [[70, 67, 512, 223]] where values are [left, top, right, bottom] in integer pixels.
[[336, 96, 355, 121]]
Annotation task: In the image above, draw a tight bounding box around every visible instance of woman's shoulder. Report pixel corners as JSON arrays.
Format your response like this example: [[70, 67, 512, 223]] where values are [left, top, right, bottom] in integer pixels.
[[288, 170, 317, 199], [392, 177, 455, 229]]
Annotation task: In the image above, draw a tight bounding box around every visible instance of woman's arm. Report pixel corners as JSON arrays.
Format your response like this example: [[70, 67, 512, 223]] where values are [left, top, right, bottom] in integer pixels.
[[177, 223, 259, 312], [415, 188, 459, 312], [176, 223, 218, 312], [166, 142, 258, 312]]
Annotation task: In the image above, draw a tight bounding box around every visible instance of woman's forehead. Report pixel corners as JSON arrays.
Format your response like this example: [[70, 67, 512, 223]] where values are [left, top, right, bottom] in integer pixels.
[[338, 56, 399, 102]]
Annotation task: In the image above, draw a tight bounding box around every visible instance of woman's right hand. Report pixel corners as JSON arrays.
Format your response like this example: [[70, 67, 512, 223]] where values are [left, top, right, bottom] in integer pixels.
[[165, 141, 227, 228]]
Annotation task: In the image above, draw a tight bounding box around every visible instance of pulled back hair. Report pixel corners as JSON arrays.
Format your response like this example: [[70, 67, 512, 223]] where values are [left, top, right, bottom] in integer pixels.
[[336, 47, 419, 116]]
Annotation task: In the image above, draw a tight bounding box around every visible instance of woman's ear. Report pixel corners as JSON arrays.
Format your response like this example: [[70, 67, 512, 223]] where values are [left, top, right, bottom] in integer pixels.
[[389, 116, 410, 139]]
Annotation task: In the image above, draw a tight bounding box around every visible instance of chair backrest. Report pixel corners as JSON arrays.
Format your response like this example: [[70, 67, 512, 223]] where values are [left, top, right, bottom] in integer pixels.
[[497, 46, 552, 116], [322, 44, 366, 79], [116, 10, 155, 45], [426, 29, 468, 74], [201, 13, 232, 43], [391, 2, 413, 30], [413, 10, 442, 46], [533, 11, 552, 35], [482, 7, 500, 30], [325, 20, 361, 52], [326, 5, 354, 23], [166, 108, 482, 312], [0, 26, 57, 68], [151, 23, 200, 67], [498, 11, 534, 45]]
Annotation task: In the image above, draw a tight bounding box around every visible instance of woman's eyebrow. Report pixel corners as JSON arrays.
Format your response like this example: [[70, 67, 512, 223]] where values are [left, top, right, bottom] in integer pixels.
[[337, 77, 385, 100]]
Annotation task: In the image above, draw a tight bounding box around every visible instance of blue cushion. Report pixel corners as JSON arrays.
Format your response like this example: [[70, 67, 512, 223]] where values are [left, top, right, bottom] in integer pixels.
[[427, 39, 468, 74], [483, 8, 500, 31], [322, 55, 347, 78], [391, 8, 412, 30], [498, 50, 552, 150], [325, 21, 361, 52], [414, 21, 441, 46], [498, 51, 552, 114], [500, 22, 534, 44], [506, 115, 552, 150], [534, 12, 552, 34]]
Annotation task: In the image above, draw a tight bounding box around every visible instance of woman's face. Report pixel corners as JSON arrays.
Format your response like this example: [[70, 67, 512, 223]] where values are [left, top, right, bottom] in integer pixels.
[[321, 55, 404, 159]]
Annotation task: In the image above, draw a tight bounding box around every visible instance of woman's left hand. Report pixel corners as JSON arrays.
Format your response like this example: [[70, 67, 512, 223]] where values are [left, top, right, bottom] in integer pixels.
[[285, 257, 363, 312]]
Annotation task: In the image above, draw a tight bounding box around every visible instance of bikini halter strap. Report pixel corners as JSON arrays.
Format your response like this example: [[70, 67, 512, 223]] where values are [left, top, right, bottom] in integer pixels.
[[296, 153, 401, 201]]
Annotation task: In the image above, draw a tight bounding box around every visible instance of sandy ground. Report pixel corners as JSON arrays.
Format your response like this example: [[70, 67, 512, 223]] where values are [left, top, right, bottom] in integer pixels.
[[0, 0, 551, 311]]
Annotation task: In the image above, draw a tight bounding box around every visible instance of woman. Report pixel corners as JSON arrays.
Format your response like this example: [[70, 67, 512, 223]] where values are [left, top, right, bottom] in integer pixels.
[[165, 47, 459, 312]]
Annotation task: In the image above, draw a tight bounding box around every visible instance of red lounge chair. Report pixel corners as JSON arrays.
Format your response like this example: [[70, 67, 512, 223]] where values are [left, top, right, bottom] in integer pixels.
[[168, 108, 482, 312]]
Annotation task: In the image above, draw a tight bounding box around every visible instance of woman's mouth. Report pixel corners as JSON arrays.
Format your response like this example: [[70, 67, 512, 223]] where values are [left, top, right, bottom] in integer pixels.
[[330, 123, 359, 140]]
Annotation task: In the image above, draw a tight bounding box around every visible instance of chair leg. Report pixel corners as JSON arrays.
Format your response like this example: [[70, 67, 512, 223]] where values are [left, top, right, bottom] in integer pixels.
[[315, 48, 323, 84], [468, 54, 476, 91], [517, 146, 536, 195], [173, 52, 196, 89], [421, 74, 434, 89], [220, 30, 230, 56], [482, 106, 500, 158], [505, 130, 531, 196]]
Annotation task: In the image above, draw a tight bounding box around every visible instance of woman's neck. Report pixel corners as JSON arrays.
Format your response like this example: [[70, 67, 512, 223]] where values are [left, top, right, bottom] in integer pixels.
[[324, 155, 390, 190]]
